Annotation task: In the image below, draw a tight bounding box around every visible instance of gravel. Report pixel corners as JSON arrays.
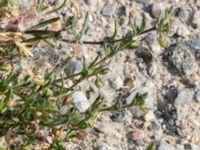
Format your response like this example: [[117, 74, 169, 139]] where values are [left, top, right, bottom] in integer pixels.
[[132, 130, 145, 141], [5, 0, 200, 149], [136, 0, 152, 5], [64, 60, 83, 76], [174, 88, 193, 106], [186, 38, 200, 54], [192, 10, 200, 28], [164, 42, 198, 75], [98, 143, 113, 150], [144, 111, 155, 122], [158, 141, 176, 150]]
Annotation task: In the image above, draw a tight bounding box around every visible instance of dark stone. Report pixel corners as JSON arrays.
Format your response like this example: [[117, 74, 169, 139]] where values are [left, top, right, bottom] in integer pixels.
[[151, 121, 161, 130], [110, 111, 125, 122], [164, 42, 197, 75]]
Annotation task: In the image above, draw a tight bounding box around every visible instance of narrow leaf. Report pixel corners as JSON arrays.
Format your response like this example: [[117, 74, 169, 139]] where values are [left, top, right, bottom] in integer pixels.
[[31, 17, 60, 29]]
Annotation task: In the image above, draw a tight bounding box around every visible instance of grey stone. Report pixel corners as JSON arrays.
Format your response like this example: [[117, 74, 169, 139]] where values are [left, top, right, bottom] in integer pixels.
[[189, 144, 200, 150], [176, 24, 191, 38], [175, 144, 185, 150], [130, 107, 144, 118], [145, 96, 154, 109], [64, 60, 82, 76], [136, 139, 144, 146], [184, 144, 200, 150], [136, 0, 152, 5], [119, 5, 131, 16], [110, 111, 125, 122], [98, 143, 113, 150], [147, 62, 157, 77], [102, 3, 115, 17], [174, 89, 193, 106], [158, 141, 175, 150], [192, 10, 200, 27], [186, 38, 200, 53], [108, 76, 123, 89], [124, 5, 131, 16], [174, 7, 192, 24], [151, 121, 161, 130], [71, 91, 90, 112], [164, 42, 197, 75], [151, 3, 166, 18], [194, 90, 200, 102]]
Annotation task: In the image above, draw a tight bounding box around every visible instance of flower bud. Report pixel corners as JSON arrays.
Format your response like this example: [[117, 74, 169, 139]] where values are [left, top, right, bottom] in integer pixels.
[[37, 133, 47, 143], [35, 111, 42, 118], [0, 63, 12, 72]]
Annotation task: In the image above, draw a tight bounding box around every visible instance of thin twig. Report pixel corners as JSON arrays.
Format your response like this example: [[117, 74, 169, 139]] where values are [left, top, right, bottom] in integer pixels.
[[24, 26, 156, 45], [60, 26, 156, 45]]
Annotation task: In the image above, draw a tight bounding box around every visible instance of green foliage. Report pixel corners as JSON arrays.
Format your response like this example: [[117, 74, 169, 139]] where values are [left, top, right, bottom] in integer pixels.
[[131, 13, 146, 36], [0, 63, 11, 72], [148, 143, 156, 150], [0, 1, 174, 148], [51, 139, 65, 150], [31, 17, 60, 30], [0, 0, 12, 7], [157, 7, 173, 33], [100, 93, 147, 112], [75, 12, 89, 42]]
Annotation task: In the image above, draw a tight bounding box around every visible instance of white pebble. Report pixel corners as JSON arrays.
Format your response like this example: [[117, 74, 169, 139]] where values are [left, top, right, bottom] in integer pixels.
[[72, 91, 90, 112]]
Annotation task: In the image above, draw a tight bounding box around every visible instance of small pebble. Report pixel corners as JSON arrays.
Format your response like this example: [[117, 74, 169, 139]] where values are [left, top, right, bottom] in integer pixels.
[[144, 111, 155, 122], [132, 130, 144, 141], [192, 10, 200, 27], [110, 111, 125, 122], [186, 38, 200, 53], [175, 144, 185, 150], [148, 62, 157, 77], [194, 90, 200, 102], [64, 60, 82, 76], [84, 0, 92, 5], [98, 143, 113, 150], [188, 143, 199, 150], [151, 3, 165, 18], [71, 91, 90, 112], [136, 139, 145, 146], [130, 107, 144, 118], [102, 3, 115, 17], [136, 0, 152, 5], [174, 89, 193, 106], [151, 121, 161, 130], [158, 141, 175, 150]]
